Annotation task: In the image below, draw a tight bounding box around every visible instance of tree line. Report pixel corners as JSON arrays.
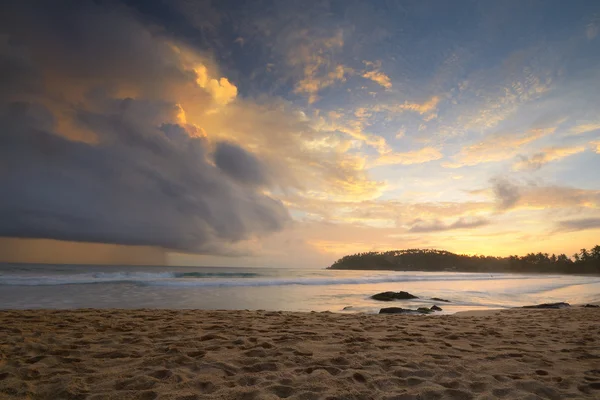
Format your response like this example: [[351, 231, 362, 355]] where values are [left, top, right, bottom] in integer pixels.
[[328, 246, 600, 274]]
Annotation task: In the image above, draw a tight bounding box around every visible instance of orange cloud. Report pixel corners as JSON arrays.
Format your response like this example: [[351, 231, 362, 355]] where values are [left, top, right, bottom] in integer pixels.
[[397, 96, 440, 114], [361, 61, 392, 89]]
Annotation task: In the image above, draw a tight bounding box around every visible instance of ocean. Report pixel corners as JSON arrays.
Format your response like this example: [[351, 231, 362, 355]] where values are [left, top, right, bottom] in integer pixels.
[[1, 263, 599, 313]]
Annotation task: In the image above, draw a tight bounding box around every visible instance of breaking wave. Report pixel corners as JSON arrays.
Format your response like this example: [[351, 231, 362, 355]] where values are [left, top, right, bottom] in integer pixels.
[[0, 270, 569, 287]]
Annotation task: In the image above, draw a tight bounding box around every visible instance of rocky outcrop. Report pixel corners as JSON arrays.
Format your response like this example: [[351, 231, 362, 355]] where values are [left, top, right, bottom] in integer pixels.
[[371, 291, 418, 301], [582, 304, 599, 308], [522, 302, 570, 309], [416, 307, 433, 314], [379, 307, 431, 315], [430, 298, 450, 303], [430, 305, 443, 311], [380, 307, 419, 315]]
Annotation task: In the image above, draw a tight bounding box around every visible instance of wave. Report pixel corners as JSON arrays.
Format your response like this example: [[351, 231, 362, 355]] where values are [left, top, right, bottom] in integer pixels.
[[0, 270, 584, 287], [0, 271, 261, 286]]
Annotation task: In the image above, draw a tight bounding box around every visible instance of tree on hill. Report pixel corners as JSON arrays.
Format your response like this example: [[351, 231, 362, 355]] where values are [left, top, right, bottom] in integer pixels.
[[328, 246, 600, 274]]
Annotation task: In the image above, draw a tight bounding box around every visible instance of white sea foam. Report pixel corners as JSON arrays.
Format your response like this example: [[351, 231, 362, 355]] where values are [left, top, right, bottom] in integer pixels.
[[0, 270, 571, 287]]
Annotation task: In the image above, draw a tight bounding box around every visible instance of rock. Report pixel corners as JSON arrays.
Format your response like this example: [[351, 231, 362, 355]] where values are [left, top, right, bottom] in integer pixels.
[[522, 302, 570, 309], [582, 304, 599, 308], [430, 305, 443, 311], [379, 307, 418, 315], [416, 307, 433, 314], [342, 306, 353, 310], [379, 307, 430, 315], [430, 297, 450, 303], [371, 291, 418, 301]]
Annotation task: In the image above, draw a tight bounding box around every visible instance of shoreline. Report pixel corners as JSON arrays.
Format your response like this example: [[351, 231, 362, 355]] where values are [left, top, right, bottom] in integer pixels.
[[2, 308, 599, 399]]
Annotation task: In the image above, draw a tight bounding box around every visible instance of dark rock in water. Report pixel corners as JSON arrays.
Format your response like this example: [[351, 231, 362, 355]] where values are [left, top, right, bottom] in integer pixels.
[[379, 307, 418, 315], [582, 304, 599, 308], [430, 297, 451, 303], [342, 306, 353, 310], [416, 307, 433, 314], [430, 305, 443, 311], [371, 291, 419, 301], [523, 302, 570, 309], [379, 307, 430, 315]]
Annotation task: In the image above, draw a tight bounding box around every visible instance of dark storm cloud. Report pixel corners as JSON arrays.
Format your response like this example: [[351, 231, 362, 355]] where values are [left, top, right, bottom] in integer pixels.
[[408, 217, 489, 233], [0, 100, 289, 252], [214, 142, 269, 186], [0, 1, 289, 252]]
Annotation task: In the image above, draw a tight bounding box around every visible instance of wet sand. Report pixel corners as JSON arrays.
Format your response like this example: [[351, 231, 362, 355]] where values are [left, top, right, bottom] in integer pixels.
[[1, 308, 599, 399]]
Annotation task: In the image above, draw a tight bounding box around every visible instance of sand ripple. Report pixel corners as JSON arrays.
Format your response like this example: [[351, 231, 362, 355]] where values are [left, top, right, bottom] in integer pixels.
[[0, 308, 599, 399]]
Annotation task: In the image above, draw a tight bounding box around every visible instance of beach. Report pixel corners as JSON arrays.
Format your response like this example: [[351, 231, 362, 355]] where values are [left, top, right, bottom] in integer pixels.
[[1, 308, 599, 399]]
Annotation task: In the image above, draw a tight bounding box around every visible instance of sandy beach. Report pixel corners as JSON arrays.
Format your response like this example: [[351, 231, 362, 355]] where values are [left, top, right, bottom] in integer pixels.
[[1, 308, 599, 400]]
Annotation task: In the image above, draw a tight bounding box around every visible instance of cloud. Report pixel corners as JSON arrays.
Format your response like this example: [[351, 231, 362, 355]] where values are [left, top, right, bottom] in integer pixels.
[[374, 96, 440, 121], [0, 1, 297, 252], [569, 123, 600, 135], [0, 101, 289, 252], [518, 186, 600, 209], [282, 194, 493, 228], [200, 99, 386, 201], [491, 178, 521, 210], [512, 145, 586, 171], [316, 113, 391, 155], [294, 64, 351, 104], [444, 127, 555, 168], [408, 217, 490, 233], [214, 142, 270, 187], [362, 61, 391, 89], [557, 218, 600, 232], [0, 0, 391, 241], [286, 30, 351, 103], [371, 147, 443, 167], [487, 179, 600, 211], [194, 65, 238, 106], [396, 96, 440, 115], [591, 140, 600, 153]]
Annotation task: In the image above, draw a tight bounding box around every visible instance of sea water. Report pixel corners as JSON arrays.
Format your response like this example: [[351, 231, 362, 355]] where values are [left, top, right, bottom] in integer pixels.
[[1, 263, 599, 313]]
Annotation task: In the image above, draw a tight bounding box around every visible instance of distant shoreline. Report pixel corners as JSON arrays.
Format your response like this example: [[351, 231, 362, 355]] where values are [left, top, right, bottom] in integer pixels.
[[329, 247, 600, 275], [328, 267, 600, 276]]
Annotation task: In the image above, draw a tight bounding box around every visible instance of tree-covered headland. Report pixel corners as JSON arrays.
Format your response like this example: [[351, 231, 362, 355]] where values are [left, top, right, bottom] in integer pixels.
[[328, 246, 600, 274]]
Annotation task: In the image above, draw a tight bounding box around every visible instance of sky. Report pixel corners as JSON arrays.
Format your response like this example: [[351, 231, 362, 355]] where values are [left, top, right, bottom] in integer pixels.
[[0, 0, 599, 268]]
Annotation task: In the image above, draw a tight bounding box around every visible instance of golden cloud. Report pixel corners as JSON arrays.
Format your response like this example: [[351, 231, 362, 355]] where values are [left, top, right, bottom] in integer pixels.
[[512, 145, 586, 171], [194, 65, 238, 106], [373, 95, 440, 121], [569, 122, 600, 135], [361, 61, 392, 89], [294, 64, 350, 104], [371, 147, 443, 167], [443, 127, 556, 168], [397, 96, 440, 114], [285, 30, 352, 104]]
